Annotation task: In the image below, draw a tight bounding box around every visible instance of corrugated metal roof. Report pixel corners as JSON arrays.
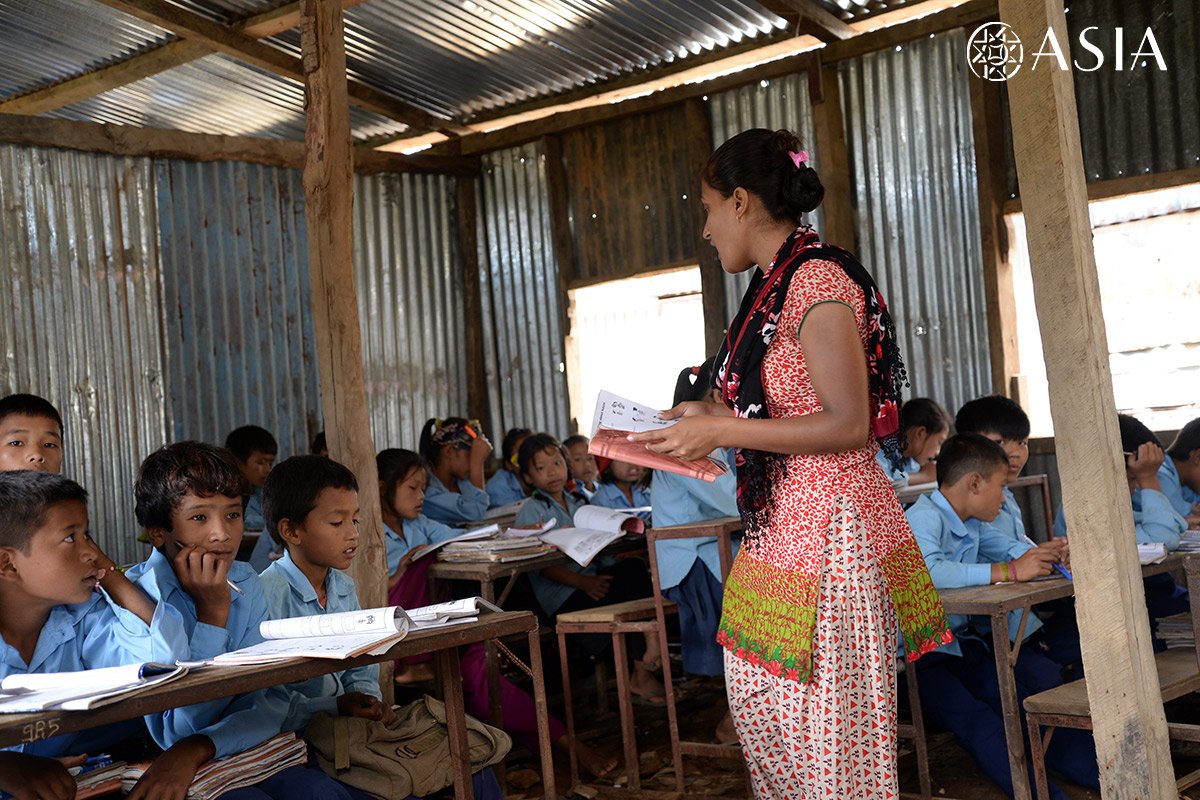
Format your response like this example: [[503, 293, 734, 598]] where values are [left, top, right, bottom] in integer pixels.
[[46, 53, 407, 141]]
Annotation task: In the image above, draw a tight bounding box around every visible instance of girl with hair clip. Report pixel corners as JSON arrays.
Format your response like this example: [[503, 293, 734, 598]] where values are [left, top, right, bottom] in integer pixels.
[[484, 427, 531, 508], [630, 128, 949, 798], [876, 397, 953, 488], [417, 417, 492, 524]]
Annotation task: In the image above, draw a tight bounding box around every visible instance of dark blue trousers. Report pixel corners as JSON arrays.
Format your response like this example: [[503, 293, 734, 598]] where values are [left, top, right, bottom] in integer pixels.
[[219, 762, 502, 800], [662, 558, 725, 676]]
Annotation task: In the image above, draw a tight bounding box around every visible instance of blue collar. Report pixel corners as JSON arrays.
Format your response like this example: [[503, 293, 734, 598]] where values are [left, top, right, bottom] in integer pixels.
[[273, 550, 354, 605], [930, 490, 973, 540]]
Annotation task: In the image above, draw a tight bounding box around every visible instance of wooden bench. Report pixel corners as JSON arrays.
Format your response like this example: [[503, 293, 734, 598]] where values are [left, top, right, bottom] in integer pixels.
[[1023, 554, 1200, 799], [556, 596, 677, 791]]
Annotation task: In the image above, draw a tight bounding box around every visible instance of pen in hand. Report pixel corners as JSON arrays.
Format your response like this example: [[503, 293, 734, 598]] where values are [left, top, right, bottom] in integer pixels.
[[1021, 532, 1072, 580]]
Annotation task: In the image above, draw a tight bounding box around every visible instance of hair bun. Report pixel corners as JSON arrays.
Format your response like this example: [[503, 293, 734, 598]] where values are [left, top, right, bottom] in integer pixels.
[[704, 128, 825, 224]]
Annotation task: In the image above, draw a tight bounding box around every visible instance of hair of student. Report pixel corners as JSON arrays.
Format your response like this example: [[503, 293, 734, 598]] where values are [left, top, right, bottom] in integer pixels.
[[935, 433, 1008, 488], [673, 356, 717, 406], [1118, 413, 1161, 453], [310, 431, 327, 455], [263, 455, 358, 546], [517, 433, 562, 478], [599, 458, 652, 488], [224, 425, 278, 461], [562, 434, 589, 449], [500, 427, 532, 465], [134, 441, 249, 531], [954, 395, 1031, 441], [1168, 418, 1200, 461], [703, 128, 825, 225], [0, 393, 64, 432], [418, 416, 473, 464], [376, 448, 427, 505], [0, 471, 87, 552], [900, 398, 951, 436]]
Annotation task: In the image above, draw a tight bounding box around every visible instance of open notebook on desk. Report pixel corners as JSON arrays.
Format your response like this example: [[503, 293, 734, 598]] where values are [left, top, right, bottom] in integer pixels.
[[0, 662, 187, 713]]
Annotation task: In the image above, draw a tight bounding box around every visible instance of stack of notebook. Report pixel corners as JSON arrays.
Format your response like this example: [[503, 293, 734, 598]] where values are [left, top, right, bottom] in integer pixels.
[[438, 537, 553, 563], [121, 733, 307, 800], [1155, 613, 1195, 650]]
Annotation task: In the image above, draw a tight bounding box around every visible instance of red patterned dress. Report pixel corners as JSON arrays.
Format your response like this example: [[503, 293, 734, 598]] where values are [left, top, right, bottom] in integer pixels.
[[717, 257, 948, 798]]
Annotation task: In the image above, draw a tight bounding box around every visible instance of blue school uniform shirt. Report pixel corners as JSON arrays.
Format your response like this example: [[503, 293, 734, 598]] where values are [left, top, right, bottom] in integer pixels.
[[127, 549, 293, 759], [649, 456, 740, 591], [590, 481, 652, 523], [514, 489, 600, 615], [244, 488, 265, 532], [485, 469, 526, 508], [906, 490, 1037, 656], [988, 486, 1027, 544], [384, 515, 460, 574], [1157, 458, 1197, 517], [258, 551, 381, 732], [875, 450, 921, 485], [0, 590, 187, 758], [423, 473, 490, 525], [1053, 488, 1186, 551]]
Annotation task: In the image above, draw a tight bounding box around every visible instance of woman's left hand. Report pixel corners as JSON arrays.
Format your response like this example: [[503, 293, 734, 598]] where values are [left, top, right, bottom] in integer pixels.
[[628, 416, 726, 461]]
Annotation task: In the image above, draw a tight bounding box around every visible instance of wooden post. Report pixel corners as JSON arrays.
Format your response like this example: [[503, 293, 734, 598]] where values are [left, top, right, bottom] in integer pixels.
[[300, 1, 387, 626], [999, 1, 1173, 797], [456, 174, 491, 429], [683, 98, 728, 355], [809, 59, 856, 251], [968, 72, 1020, 396], [543, 134, 579, 429]]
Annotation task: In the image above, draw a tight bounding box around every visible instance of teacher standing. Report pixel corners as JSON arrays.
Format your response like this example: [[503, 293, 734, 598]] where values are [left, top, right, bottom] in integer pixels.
[[632, 128, 951, 798]]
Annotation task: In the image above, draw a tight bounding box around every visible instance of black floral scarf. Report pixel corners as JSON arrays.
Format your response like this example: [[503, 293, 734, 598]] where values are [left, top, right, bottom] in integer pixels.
[[714, 227, 908, 538]]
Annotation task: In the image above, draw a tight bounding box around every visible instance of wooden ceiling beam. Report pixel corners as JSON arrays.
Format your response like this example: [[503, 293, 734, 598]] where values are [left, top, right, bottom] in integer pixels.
[[758, 0, 859, 42]]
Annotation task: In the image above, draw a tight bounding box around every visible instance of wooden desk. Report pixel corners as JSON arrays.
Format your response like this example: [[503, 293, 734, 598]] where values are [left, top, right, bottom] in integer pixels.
[[935, 553, 1183, 800], [0, 611, 555, 800]]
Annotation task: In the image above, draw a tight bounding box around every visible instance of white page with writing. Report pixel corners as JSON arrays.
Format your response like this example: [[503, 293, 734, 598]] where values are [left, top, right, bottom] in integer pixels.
[[541, 527, 624, 568], [260, 606, 409, 640], [573, 505, 644, 535], [591, 390, 676, 436], [212, 631, 405, 664]]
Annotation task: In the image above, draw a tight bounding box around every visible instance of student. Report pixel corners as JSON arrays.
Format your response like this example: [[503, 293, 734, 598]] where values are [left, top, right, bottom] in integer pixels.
[[906, 434, 1095, 800], [590, 459, 651, 518], [0, 471, 187, 799], [513, 434, 663, 704], [126, 442, 356, 800], [310, 431, 328, 457], [650, 360, 740, 742], [226, 425, 279, 572], [0, 393, 63, 474], [484, 427, 530, 508], [258, 455, 502, 799], [877, 397, 951, 487], [562, 435, 599, 499], [1162, 418, 1200, 522], [1052, 414, 1187, 551], [376, 448, 617, 780], [418, 417, 491, 524], [954, 395, 1033, 544]]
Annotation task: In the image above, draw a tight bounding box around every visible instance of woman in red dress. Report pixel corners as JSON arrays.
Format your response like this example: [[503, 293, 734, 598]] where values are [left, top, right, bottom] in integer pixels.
[[632, 128, 950, 798]]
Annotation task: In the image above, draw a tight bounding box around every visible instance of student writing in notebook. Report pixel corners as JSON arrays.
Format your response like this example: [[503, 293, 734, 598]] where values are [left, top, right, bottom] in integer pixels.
[[0, 471, 187, 800], [484, 427, 530, 508], [0, 393, 64, 474], [513, 434, 664, 704], [376, 447, 618, 779], [258, 454, 502, 800], [418, 417, 491, 524], [125, 442, 357, 800]]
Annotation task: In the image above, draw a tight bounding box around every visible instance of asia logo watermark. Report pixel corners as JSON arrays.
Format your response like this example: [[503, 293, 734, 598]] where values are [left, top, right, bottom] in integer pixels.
[[967, 23, 1167, 82]]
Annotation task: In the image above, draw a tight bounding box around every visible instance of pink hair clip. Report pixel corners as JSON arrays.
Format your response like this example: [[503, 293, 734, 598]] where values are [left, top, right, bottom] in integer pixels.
[[788, 150, 809, 169]]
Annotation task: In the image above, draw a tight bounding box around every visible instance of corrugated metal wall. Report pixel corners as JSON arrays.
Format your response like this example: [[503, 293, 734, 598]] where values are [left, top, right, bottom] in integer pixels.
[[478, 143, 571, 439], [0, 145, 168, 565], [707, 71, 824, 324], [841, 30, 991, 413], [354, 172, 468, 451], [155, 158, 322, 460]]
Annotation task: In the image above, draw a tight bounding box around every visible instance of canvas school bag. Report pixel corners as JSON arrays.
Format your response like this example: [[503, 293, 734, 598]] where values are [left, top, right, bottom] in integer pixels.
[[306, 696, 512, 798]]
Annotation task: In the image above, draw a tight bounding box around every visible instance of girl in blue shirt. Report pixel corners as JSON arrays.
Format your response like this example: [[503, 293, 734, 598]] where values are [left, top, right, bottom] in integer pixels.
[[484, 427, 530, 508], [875, 397, 951, 487], [418, 417, 492, 524], [590, 459, 652, 521], [1163, 418, 1200, 523]]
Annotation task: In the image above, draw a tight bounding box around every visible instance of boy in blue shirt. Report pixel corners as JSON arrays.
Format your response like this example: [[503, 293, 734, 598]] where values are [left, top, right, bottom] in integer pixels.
[[0, 394, 64, 474], [907, 434, 1096, 800], [126, 441, 357, 800], [955, 395, 1034, 544], [226, 425, 279, 572], [0, 471, 186, 798], [1162, 418, 1200, 523]]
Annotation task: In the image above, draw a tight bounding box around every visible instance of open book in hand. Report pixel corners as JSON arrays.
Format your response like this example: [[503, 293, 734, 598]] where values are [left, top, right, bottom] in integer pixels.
[[589, 390, 728, 483], [0, 662, 187, 713], [540, 506, 645, 568]]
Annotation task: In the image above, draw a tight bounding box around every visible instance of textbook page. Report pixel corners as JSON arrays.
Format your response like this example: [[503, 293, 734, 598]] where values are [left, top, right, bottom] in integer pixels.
[[260, 605, 410, 640], [210, 631, 407, 665], [591, 390, 676, 436], [541, 527, 624, 568], [411, 524, 501, 561], [0, 663, 186, 712], [408, 597, 501, 629], [573, 505, 645, 535]]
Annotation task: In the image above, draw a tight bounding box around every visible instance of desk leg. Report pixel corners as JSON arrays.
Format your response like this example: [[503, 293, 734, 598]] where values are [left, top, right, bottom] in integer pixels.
[[437, 647, 475, 800], [480, 580, 505, 789], [528, 626, 557, 800], [993, 610, 1031, 800]]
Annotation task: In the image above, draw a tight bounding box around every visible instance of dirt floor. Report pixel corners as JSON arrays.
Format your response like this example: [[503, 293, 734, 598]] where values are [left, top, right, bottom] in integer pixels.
[[496, 654, 1200, 800]]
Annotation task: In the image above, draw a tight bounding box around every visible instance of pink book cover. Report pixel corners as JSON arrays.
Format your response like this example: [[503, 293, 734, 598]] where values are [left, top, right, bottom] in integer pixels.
[[588, 427, 727, 483]]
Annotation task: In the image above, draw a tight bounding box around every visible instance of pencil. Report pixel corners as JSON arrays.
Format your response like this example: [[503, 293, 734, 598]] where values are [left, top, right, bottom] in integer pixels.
[[227, 579, 244, 595]]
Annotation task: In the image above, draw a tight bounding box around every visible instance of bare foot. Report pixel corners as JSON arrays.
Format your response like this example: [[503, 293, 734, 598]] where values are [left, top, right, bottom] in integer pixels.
[[715, 711, 738, 745], [555, 735, 618, 780], [630, 661, 665, 705], [393, 662, 435, 685]]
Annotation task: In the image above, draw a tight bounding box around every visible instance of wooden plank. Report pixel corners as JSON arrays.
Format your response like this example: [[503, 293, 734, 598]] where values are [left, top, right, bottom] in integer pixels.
[[969, 72, 1020, 395], [683, 97, 728, 356], [1003, 165, 1200, 214], [757, 0, 859, 41], [998, 1, 1174, 797], [300, 0, 386, 633], [456, 174, 491, 427], [93, 0, 452, 132], [542, 134, 580, 430], [809, 60, 856, 251], [0, 113, 476, 174]]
